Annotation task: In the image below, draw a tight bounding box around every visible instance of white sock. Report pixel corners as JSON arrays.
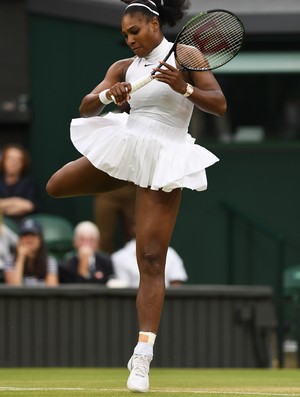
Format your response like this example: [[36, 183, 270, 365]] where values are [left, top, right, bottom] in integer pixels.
[[133, 331, 156, 356], [134, 342, 154, 356]]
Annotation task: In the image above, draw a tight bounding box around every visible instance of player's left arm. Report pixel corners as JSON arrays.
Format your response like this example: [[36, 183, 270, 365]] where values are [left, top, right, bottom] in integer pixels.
[[153, 60, 226, 117], [187, 69, 227, 116]]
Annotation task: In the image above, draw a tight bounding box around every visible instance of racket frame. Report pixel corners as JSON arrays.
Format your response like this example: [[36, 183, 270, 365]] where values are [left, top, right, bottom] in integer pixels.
[[173, 8, 245, 72]]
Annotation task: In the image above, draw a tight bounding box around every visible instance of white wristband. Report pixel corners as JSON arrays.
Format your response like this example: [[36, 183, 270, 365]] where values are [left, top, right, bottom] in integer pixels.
[[99, 89, 113, 105]]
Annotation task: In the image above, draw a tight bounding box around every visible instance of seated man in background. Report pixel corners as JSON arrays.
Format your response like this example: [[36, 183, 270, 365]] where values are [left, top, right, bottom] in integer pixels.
[[4, 218, 58, 286], [110, 236, 188, 288], [59, 221, 114, 284], [94, 184, 136, 254]]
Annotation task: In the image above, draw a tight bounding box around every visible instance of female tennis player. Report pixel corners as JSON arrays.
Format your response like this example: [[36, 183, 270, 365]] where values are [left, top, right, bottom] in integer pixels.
[[46, 0, 226, 392]]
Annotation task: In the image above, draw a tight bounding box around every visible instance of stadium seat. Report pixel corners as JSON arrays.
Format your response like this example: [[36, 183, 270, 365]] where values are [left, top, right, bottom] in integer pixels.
[[284, 265, 300, 294], [3, 216, 19, 234], [24, 213, 74, 259], [283, 264, 300, 367]]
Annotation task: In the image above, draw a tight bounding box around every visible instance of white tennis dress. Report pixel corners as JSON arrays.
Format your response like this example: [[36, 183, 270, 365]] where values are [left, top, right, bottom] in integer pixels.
[[70, 38, 219, 192]]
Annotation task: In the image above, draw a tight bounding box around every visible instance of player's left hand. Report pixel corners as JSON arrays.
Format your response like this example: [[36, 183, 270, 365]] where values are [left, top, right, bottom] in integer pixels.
[[152, 60, 188, 95]]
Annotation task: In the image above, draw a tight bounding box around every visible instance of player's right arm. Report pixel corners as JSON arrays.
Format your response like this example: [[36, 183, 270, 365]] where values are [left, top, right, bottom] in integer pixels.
[[79, 58, 134, 117]]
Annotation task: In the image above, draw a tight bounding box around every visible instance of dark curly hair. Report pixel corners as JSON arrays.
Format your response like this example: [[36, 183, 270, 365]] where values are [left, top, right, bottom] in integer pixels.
[[121, 0, 190, 27]]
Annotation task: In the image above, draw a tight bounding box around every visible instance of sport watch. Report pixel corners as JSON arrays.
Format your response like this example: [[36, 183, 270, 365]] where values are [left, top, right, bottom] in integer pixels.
[[183, 83, 194, 97]]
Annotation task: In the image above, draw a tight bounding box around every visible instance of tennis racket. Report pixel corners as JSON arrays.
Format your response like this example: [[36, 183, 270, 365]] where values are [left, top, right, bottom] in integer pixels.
[[130, 9, 245, 93]]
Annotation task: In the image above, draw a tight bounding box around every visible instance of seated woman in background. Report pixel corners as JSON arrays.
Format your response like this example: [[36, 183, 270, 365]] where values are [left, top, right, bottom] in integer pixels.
[[4, 218, 58, 286], [0, 143, 40, 226]]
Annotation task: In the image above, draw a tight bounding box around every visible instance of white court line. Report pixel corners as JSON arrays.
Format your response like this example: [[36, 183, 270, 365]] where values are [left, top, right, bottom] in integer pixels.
[[0, 387, 85, 391], [0, 386, 300, 396]]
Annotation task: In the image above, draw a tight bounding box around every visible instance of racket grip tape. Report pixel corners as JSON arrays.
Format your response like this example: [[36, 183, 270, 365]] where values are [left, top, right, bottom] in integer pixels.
[[130, 74, 153, 93], [98, 74, 153, 105]]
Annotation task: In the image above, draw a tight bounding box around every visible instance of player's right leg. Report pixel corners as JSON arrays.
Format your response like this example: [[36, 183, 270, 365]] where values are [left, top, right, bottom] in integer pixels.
[[127, 186, 182, 393], [46, 156, 128, 198]]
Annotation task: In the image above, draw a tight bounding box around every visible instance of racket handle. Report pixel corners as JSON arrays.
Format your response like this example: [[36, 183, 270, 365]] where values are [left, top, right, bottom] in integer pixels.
[[130, 74, 153, 93]]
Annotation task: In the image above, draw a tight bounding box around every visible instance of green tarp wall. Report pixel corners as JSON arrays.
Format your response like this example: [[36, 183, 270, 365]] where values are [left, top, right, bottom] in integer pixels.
[[28, 15, 300, 287]]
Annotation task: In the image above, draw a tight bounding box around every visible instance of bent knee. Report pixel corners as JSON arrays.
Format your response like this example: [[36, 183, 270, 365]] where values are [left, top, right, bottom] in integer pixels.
[[46, 174, 63, 198]]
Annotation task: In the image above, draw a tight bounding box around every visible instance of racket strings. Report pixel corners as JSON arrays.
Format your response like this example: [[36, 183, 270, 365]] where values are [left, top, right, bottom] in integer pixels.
[[176, 11, 244, 70]]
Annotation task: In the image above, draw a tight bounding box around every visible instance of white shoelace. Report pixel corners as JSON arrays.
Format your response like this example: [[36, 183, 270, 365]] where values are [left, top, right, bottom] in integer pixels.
[[131, 355, 151, 377]]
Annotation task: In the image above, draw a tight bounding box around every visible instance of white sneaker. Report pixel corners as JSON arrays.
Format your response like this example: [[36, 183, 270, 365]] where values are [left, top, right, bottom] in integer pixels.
[[127, 354, 153, 392]]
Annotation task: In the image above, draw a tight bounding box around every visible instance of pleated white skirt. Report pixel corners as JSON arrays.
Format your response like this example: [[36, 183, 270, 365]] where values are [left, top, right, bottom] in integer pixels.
[[70, 112, 219, 193]]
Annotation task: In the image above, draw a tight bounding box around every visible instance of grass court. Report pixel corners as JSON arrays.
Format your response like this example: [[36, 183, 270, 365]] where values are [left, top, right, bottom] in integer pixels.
[[0, 368, 299, 396]]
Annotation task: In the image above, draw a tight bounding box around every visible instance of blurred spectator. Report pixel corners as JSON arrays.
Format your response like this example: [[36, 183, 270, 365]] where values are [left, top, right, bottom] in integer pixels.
[[282, 95, 300, 140], [110, 237, 188, 288], [4, 218, 58, 286], [0, 143, 40, 227], [59, 221, 114, 284], [0, 209, 18, 282], [94, 184, 136, 254]]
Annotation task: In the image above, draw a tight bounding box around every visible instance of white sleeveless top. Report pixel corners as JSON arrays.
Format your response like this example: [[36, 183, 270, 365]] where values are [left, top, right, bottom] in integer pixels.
[[70, 38, 219, 192], [126, 38, 193, 129]]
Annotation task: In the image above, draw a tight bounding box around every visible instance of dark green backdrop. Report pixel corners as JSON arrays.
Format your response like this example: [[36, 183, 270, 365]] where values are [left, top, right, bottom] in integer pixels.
[[27, 15, 300, 287]]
